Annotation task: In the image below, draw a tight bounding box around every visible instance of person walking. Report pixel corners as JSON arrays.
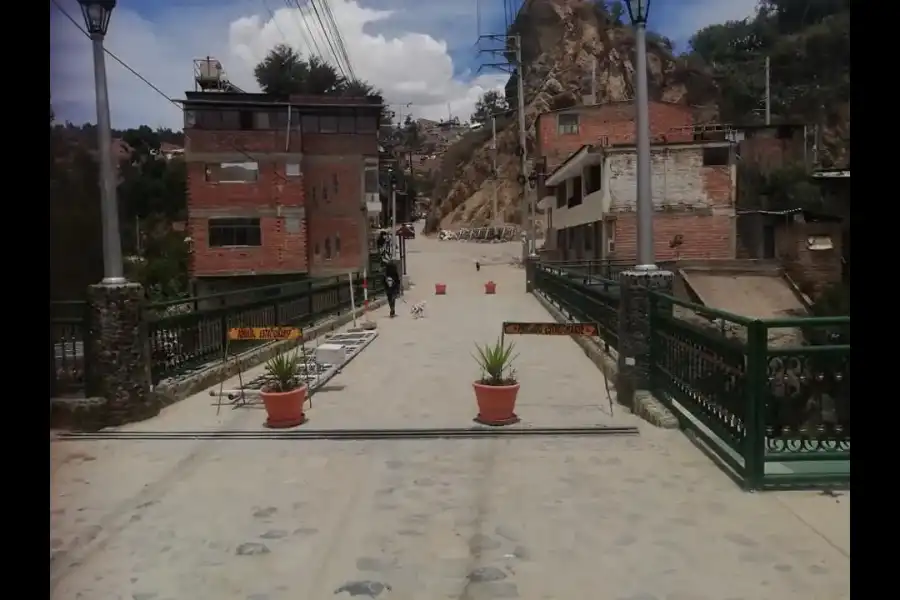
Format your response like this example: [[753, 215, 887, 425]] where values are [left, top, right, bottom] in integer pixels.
[[382, 259, 401, 318]]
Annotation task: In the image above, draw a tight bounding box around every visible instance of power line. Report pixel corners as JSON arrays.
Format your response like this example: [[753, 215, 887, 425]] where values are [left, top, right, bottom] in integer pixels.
[[319, 0, 356, 81], [51, 0, 289, 183], [306, 0, 350, 81], [285, 0, 324, 60], [259, 0, 289, 43]]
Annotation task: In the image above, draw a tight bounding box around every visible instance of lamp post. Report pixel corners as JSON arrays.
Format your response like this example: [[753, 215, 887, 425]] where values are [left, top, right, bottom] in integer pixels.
[[625, 0, 655, 269], [79, 0, 126, 285]]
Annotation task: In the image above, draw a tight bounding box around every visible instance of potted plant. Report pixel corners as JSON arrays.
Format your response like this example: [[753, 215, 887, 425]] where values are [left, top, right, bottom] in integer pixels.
[[472, 337, 520, 425], [260, 349, 308, 428]]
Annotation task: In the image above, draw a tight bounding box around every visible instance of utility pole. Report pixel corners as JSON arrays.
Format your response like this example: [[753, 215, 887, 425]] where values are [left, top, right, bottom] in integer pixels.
[[513, 35, 534, 255], [764, 56, 771, 126], [390, 175, 398, 259], [478, 29, 535, 254], [491, 114, 498, 224]]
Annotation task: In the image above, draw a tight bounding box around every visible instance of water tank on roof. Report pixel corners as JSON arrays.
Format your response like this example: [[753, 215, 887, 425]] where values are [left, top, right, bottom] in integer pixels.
[[197, 58, 223, 83]]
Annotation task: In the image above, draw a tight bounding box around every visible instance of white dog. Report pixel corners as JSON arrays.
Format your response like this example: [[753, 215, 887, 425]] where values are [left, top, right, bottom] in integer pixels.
[[409, 300, 427, 319]]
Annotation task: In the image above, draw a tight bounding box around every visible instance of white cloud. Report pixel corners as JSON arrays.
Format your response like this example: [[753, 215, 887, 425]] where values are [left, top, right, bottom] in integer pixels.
[[50, 0, 506, 130]]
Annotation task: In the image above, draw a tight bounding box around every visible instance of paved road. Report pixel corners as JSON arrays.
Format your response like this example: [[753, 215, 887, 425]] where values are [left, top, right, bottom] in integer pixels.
[[50, 234, 850, 600]]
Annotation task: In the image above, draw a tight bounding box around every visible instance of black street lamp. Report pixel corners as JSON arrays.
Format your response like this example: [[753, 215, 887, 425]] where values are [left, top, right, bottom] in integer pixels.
[[625, 0, 651, 25], [625, 0, 655, 268], [78, 0, 126, 284], [78, 0, 116, 37]]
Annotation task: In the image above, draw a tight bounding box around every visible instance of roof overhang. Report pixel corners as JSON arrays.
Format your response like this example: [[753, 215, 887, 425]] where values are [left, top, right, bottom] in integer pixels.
[[545, 145, 603, 187]]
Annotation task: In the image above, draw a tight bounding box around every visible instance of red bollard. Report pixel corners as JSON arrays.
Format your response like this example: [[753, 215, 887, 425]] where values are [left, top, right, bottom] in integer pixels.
[[484, 281, 497, 295], [435, 283, 447, 295]]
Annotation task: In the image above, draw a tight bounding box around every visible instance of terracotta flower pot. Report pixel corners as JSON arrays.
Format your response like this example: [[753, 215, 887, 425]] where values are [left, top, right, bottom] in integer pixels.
[[473, 381, 520, 425], [260, 385, 308, 429], [484, 281, 497, 295], [435, 283, 447, 295]]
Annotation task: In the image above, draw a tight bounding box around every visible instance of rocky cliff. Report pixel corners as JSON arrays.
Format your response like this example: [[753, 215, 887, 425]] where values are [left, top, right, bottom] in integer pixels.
[[424, 0, 718, 234]]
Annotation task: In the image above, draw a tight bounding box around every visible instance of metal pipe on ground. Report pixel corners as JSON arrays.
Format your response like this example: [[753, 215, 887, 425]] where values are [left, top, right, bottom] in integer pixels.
[[55, 426, 640, 441]]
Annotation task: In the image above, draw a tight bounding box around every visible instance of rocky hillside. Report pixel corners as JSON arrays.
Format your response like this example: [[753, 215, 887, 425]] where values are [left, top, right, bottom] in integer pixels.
[[424, 0, 717, 234]]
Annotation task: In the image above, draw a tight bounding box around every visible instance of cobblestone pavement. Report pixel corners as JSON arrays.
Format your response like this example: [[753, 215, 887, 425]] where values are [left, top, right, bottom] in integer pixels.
[[50, 234, 850, 600]]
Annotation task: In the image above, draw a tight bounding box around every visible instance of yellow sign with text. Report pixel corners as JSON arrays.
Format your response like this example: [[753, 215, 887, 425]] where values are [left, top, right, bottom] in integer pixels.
[[227, 327, 302, 341]]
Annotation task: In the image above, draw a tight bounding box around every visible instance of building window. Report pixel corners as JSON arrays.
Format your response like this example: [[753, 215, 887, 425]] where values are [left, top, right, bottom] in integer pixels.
[[584, 223, 593, 251], [205, 162, 259, 183], [324, 237, 332, 259], [703, 147, 730, 166], [301, 115, 319, 132], [311, 186, 317, 206], [338, 115, 356, 133], [252, 111, 270, 130], [357, 115, 377, 133], [558, 113, 579, 135], [184, 110, 197, 128], [320, 116, 338, 133], [365, 167, 379, 194], [238, 110, 255, 130], [208, 218, 262, 247], [195, 109, 239, 129], [604, 219, 616, 255], [314, 241, 320, 257], [587, 164, 603, 194], [322, 184, 329, 202], [332, 173, 339, 194], [569, 176, 583, 207], [285, 163, 300, 178], [335, 233, 341, 256], [555, 185, 566, 209]]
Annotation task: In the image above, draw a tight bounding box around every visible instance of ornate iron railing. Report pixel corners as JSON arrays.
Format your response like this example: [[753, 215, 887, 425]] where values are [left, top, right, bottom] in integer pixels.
[[755, 316, 850, 489], [50, 301, 89, 396], [532, 260, 850, 491], [534, 262, 620, 350]]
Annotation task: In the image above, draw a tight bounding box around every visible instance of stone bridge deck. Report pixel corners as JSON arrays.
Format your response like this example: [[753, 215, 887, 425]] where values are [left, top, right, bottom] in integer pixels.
[[50, 237, 849, 600]]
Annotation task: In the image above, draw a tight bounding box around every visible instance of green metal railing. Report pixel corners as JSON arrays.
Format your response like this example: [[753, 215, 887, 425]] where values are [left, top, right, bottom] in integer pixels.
[[648, 293, 850, 491], [50, 254, 387, 393], [534, 262, 620, 350], [539, 258, 634, 282], [533, 260, 850, 491], [50, 300, 89, 396]]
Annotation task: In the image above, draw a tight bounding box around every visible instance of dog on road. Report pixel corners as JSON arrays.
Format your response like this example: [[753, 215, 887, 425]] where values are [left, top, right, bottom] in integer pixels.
[[409, 300, 427, 319]]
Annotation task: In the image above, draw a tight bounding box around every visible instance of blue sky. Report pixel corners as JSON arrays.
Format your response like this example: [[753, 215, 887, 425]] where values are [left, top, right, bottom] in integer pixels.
[[51, 0, 758, 129]]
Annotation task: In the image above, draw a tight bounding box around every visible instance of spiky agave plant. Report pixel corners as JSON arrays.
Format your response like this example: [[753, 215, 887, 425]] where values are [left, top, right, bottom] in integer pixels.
[[473, 337, 518, 386], [263, 350, 302, 392]]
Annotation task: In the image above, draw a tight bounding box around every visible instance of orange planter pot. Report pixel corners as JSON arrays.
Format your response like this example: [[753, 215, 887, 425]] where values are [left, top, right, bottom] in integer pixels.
[[260, 385, 308, 428], [484, 281, 497, 295], [435, 283, 447, 295], [473, 382, 520, 426]]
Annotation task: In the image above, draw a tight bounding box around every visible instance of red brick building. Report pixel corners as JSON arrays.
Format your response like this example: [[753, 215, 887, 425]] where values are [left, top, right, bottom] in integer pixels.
[[534, 101, 737, 263], [182, 92, 381, 297]]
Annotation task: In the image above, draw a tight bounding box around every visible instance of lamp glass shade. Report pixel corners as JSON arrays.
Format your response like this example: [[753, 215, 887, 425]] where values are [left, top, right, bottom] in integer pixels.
[[78, 0, 116, 36], [625, 0, 651, 25]]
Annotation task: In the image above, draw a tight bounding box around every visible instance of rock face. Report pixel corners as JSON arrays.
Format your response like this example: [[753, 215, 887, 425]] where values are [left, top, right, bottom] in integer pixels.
[[424, 0, 717, 234]]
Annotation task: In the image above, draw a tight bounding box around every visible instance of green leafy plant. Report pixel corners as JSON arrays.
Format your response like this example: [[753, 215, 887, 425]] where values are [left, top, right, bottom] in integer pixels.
[[263, 350, 303, 392], [473, 337, 519, 386]]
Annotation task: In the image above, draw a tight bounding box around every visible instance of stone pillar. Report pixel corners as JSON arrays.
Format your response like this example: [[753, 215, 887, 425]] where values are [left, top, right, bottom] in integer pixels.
[[616, 268, 674, 408], [85, 282, 156, 426], [524, 256, 538, 293]]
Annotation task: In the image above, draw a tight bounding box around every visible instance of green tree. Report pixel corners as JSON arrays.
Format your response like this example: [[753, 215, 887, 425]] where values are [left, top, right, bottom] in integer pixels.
[[470, 90, 509, 125]]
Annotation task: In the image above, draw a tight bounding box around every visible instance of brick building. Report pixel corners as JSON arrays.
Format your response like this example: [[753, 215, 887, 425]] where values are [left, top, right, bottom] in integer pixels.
[[534, 101, 737, 262], [181, 92, 382, 297]]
